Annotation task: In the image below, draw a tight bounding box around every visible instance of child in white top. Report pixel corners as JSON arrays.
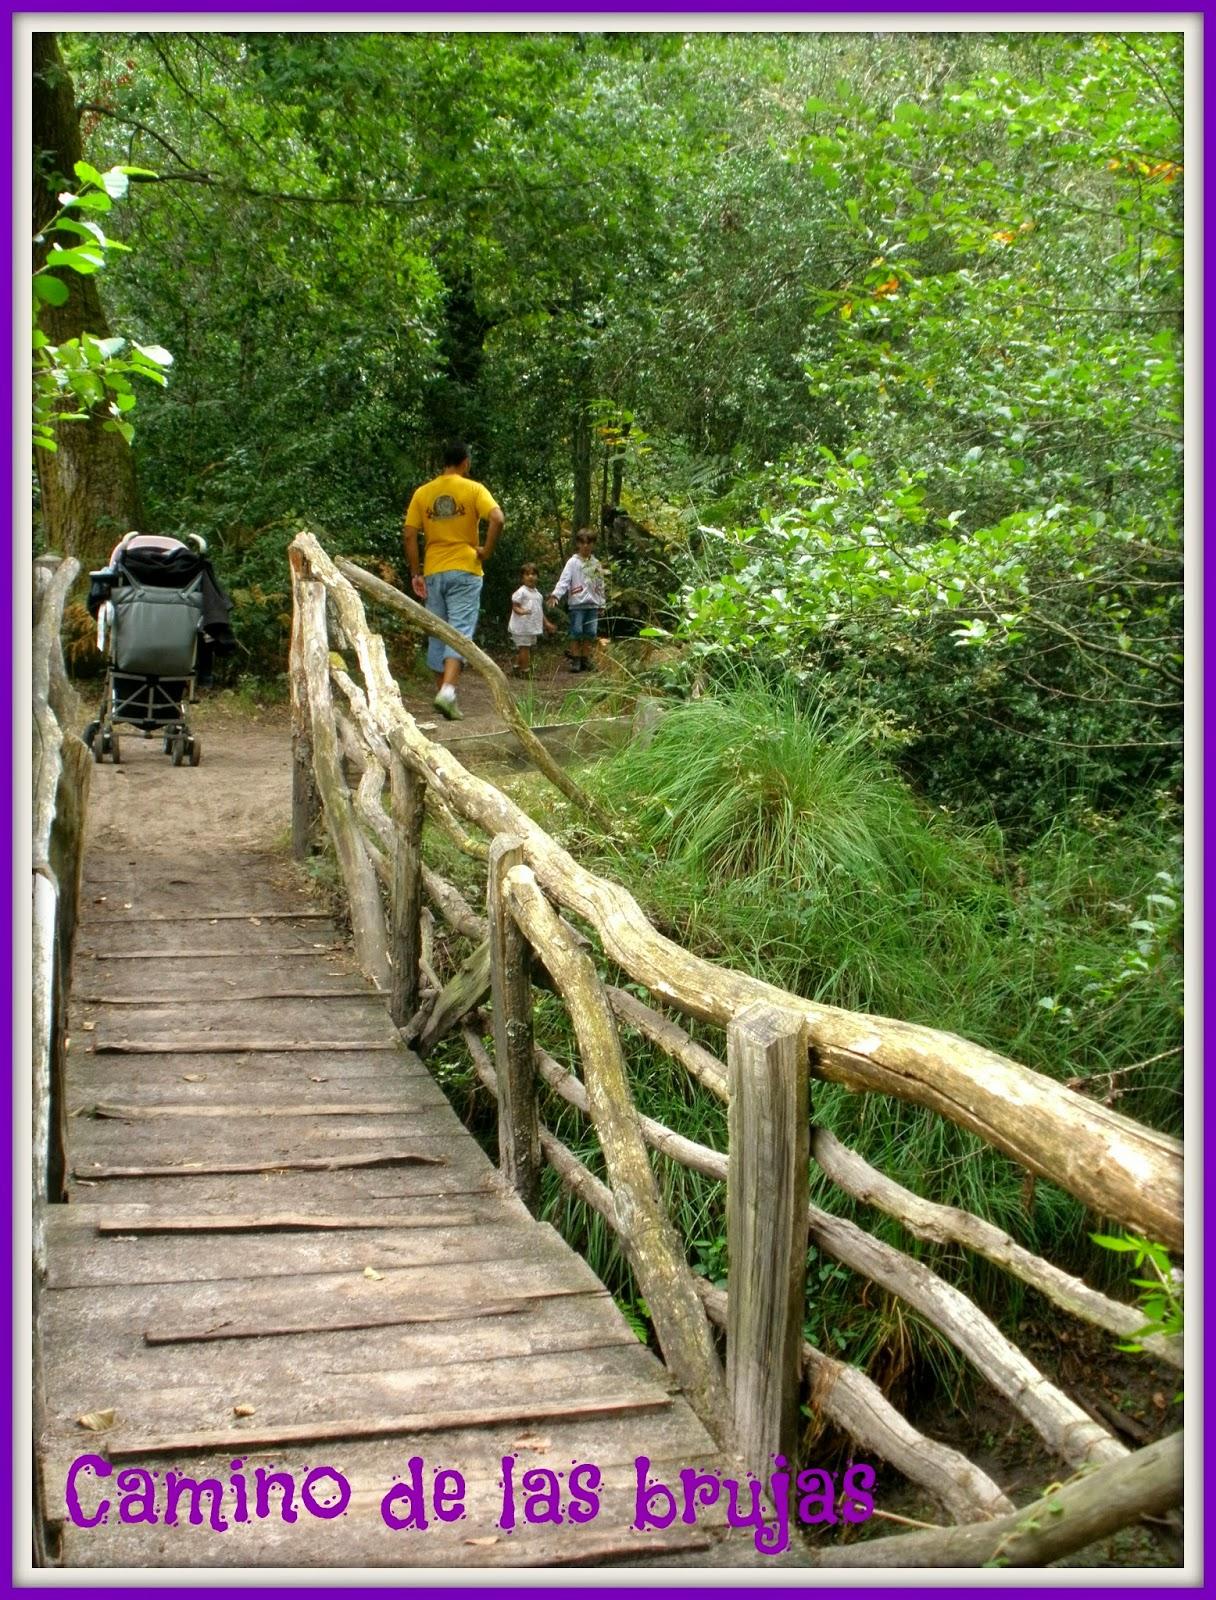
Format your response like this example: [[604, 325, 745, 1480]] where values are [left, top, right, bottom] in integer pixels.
[[508, 563, 555, 675], [549, 528, 607, 672]]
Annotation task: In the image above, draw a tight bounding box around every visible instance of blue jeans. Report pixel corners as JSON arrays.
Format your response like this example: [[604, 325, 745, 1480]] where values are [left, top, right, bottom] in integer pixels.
[[568, 605, 600, 640], [425, 569, 483, 672]]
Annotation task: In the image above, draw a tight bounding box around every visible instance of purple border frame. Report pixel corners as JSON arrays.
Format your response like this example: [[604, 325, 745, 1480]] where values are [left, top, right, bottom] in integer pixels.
[[12, 8, 1205, 1596]]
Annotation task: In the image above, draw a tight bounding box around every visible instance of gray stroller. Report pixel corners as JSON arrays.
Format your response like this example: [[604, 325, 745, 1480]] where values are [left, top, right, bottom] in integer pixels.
[[84, 534, 211, 766]]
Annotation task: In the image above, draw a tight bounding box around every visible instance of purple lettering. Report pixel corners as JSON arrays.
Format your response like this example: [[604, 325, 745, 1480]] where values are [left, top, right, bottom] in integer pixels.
[[228, 1461, 249, 1524], [723, 1474, 766, 1536], [380, 1457, 429, 1532], [115, 1467, 157, 1525], [632, 1457, 676, 1530], [253, 1467, 298, 1525], [677, 1468, 721, 1524], [796, 1467, 838, 1526], [164, 1471, 229, 1531], [498, 1455, 517, 1532], [65, 1454, 110, 1528], [300, 1466, 351, 1521], [841, 1462, 876, 1523], [433, 1468, 466, 1524], [567, 1463, 601, 1525], [521, 1466, 563, 1527]]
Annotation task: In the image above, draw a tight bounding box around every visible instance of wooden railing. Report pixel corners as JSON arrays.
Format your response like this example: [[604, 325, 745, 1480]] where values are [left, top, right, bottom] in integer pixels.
[[32, 555, 91, 1256], [287, 530, 1184, 1565], [32, 553, 92, 1567]]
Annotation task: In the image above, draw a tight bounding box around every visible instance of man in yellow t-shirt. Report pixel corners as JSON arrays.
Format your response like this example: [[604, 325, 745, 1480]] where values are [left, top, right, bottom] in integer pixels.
[[403, 440, 504, 721]]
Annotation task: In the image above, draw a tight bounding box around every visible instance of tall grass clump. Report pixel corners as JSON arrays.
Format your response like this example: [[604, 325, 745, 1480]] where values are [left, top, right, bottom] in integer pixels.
[[580, 671, 1182, 1382]]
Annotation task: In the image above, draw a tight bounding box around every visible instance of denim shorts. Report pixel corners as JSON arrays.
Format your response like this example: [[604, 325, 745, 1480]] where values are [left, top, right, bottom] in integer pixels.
[[568, 605, 600, 640], [424, 569, 483, 671]]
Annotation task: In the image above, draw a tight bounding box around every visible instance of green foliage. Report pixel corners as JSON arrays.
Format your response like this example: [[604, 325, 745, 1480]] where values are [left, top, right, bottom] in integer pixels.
[[582, 674, 1181, 1289], [32, 160, 170, 452], [1089, 1232, 1183, 1355]]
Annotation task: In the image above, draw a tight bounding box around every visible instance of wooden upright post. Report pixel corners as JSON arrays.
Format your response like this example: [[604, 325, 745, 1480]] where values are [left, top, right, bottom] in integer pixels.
[[726, 1001, 810, 1476], [388, 755, 425, 1027], [288, 547, 321, 861], [487, 836, 541, 1211]]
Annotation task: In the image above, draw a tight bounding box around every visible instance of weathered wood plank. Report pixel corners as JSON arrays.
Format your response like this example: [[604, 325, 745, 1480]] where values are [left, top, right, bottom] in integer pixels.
[[82, 911, 334, 925], [488, 837, 540, 1210], [389, 754, 426, 1026], [726, 1002, 809, 1475], [44, 1233, 606, 1295], [73, 1150, 446, 1181], [92, 1036, 401, 1055], [46, 1220, 579, 1289], [106, 1391, 673, 1460]]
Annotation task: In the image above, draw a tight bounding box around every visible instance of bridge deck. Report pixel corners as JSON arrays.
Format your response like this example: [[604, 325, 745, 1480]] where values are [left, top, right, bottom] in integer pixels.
[[39, 760, 754, 1569]]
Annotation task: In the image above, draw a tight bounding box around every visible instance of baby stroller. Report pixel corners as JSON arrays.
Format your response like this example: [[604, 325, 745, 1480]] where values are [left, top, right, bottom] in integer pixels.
[[84, 533, 232, 767]]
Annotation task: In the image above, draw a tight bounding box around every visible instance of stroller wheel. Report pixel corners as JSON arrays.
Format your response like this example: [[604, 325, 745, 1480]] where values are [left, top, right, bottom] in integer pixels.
[[82, 720, 99, 751], [92, 733, 106, 764], [189, 737, 202, 768], [109, 732, 121, 764], [171, 734, 187, 767]]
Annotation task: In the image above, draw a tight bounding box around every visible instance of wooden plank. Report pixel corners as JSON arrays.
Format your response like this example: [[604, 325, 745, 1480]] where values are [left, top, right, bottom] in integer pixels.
[[73, 1150, 446, 1180], [45, 1300, 637, 1389], [71, 1128, 476, 1167], [65, 1168, 502, 1210], [105, 1392, 673, 1459], [92, 1037, 400, 1055], [488, 837, 540, 1210], [44, 1250, 607, 1313], [82, 910, 334, 924], [48, 1198, 509, 1236], [726, 1002, 809, 1475], [41, 1407, 723, 1516], [140, 1296, 584, 1346], [70, 1052, 440, 1086], [77, 991, 378, 1004], [48, 1221, 560, 1289], [78, 948, 344, 961], [95, 1211, 481, 1235], [44, 1341, 675, 1434], [81, 1103, 441, 1121]]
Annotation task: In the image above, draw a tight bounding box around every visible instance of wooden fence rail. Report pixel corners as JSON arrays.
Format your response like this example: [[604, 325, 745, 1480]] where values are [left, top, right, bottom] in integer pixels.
[[286, 528, 1184, 1564]]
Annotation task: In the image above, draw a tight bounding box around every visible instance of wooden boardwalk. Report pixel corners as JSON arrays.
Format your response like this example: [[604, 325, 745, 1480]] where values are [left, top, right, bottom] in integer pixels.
[[38, 824, 752, 1568]]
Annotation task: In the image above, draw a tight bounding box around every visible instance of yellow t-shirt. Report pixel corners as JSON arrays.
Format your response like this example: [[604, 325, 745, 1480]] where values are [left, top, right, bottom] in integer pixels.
[[404, 473, 500, 577]]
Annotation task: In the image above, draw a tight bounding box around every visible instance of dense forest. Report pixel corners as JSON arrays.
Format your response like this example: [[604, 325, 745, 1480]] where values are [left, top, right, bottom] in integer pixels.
[[33, 28, 1185, 1405]]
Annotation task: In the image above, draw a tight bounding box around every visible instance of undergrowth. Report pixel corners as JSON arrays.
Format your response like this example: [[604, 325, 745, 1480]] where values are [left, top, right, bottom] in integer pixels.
[[415, 672, 1182, 1409]]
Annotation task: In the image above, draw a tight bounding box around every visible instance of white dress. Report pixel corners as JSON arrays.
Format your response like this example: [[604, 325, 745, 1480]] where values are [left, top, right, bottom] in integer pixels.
[[508, 586, 545, 642]]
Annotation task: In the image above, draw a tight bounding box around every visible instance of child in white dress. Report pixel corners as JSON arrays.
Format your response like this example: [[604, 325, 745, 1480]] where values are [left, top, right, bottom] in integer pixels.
[[507, 563, 555, 675]]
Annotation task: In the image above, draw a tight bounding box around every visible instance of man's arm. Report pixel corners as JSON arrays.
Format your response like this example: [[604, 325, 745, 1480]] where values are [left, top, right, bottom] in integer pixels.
[[477, 504, 504, 565], [403, 522, 427, 600]]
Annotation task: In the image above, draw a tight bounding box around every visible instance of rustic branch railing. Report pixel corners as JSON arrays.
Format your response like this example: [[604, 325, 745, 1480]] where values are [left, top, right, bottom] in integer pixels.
[[287, 529, 1184, 1564], [32, 553, 92, 1567]]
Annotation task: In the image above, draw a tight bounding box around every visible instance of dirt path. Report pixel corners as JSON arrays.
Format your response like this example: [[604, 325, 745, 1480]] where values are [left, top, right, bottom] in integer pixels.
[[82, 657, 586, 858]]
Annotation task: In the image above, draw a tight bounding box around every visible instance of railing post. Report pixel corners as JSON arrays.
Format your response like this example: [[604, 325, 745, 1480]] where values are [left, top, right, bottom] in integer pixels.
[[727, 1000, 810, 1476], [487, 835, 541, 1211], [288, 547, 321, 861], [388, 755, 425, 1027]]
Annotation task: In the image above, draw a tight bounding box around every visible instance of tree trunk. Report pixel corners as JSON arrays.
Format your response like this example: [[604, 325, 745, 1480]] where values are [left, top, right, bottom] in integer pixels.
[[572, 391, 592, 533], [33, 32, 143, 566]]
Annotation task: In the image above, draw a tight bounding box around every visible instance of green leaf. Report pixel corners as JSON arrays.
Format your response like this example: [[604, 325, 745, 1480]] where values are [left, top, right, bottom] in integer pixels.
[[65, 190, 112, 214], [131, 342, 174, 367], [33, 274, 70, 307], [45, 246, 106, 275], [73, 159, 106, 189]]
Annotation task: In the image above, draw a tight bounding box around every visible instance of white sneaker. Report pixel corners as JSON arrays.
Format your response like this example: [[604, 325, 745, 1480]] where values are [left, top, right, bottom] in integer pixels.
[[433, 689, 463, 721]]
